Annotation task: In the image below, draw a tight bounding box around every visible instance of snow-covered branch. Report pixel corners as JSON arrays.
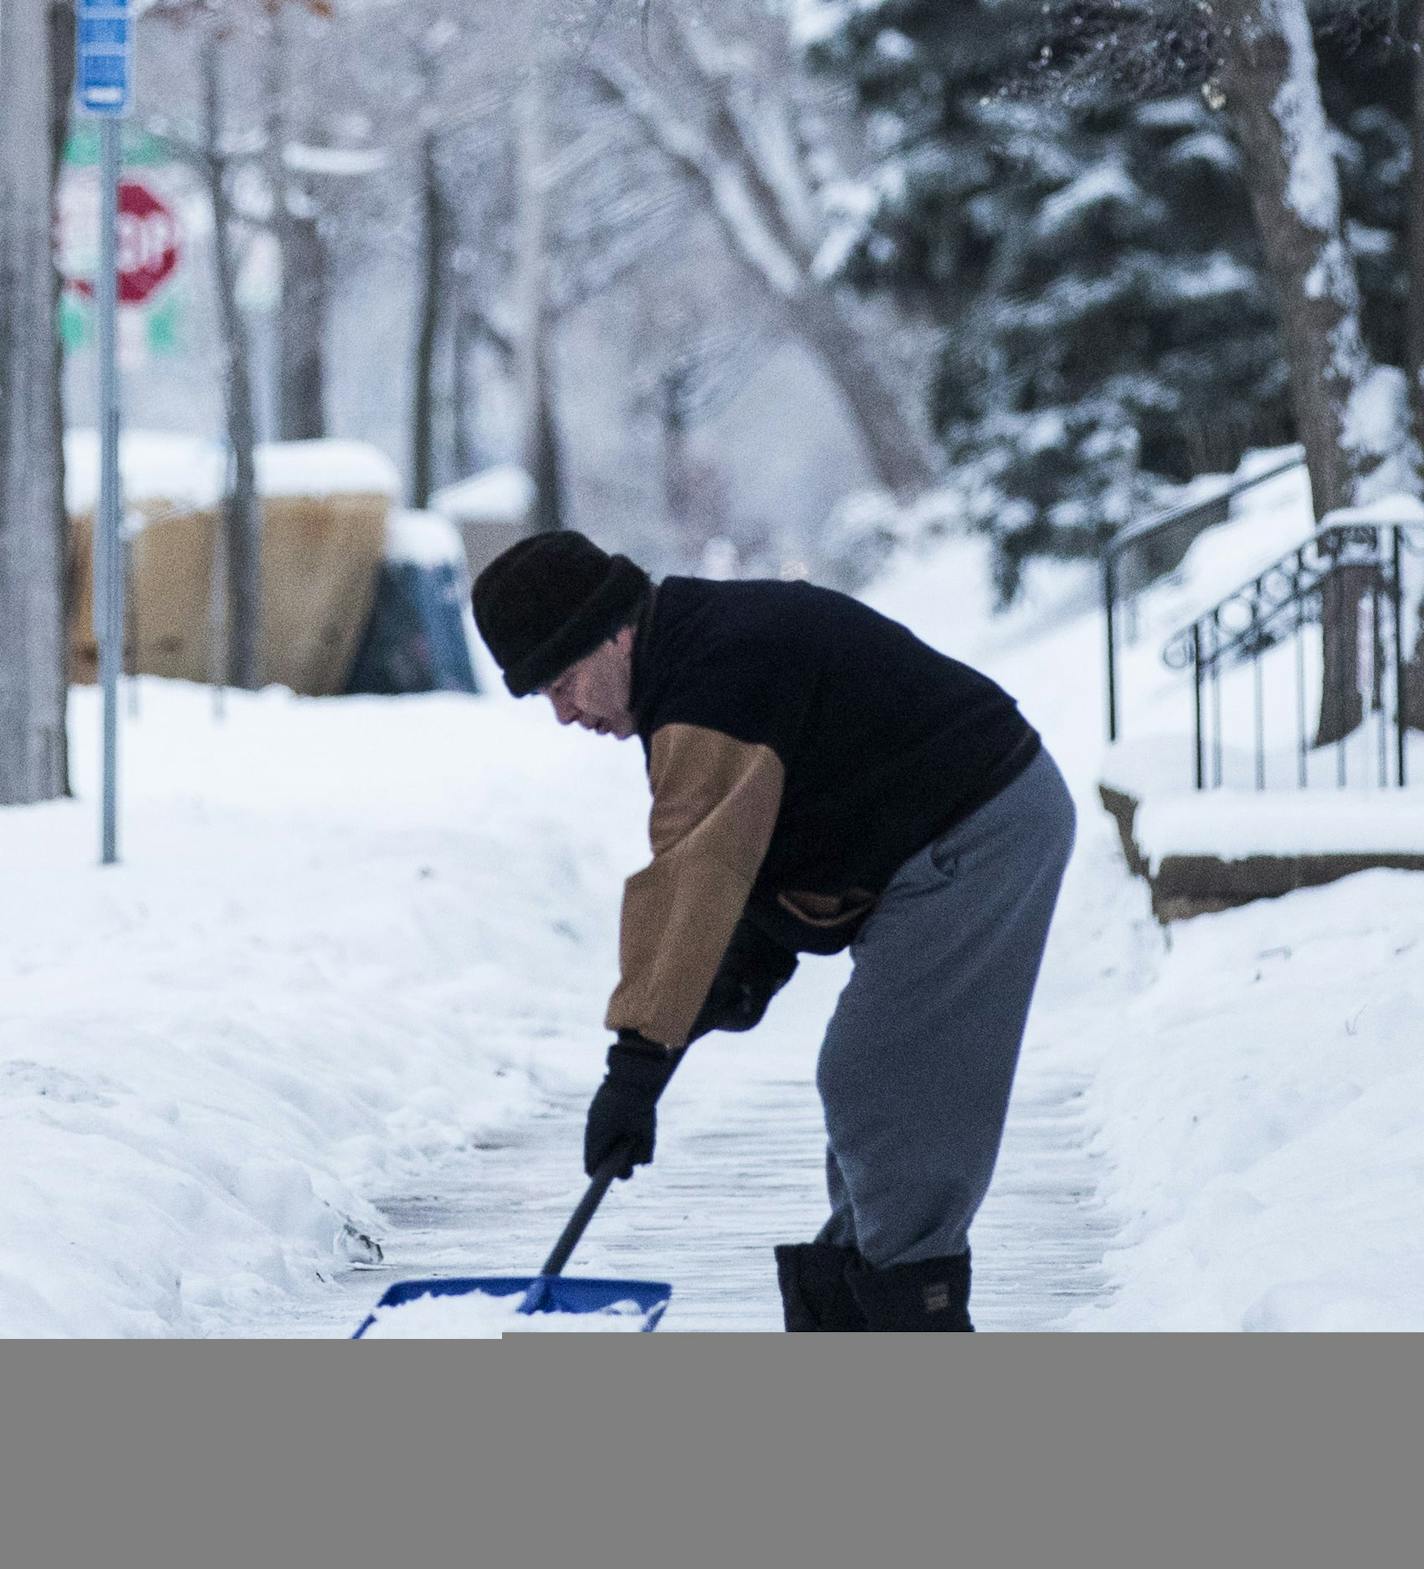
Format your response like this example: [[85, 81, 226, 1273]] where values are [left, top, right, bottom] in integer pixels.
[[664, 10, 823, 257], [585, 47, 805, 299], [282, 142, 390, 177]]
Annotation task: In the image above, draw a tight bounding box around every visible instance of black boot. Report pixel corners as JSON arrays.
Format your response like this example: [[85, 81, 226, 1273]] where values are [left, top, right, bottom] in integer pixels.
[[847, 1250, 974, 1332], [773, 1243, 869, 1332]]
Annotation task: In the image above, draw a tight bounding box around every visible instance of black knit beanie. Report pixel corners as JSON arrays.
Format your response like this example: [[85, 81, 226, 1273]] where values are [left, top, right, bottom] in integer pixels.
[[471, 531, 651, 697]]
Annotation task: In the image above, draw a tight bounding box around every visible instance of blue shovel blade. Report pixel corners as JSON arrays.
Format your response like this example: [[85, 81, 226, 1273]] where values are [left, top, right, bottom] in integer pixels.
[[352, 1275, 671, 1338]]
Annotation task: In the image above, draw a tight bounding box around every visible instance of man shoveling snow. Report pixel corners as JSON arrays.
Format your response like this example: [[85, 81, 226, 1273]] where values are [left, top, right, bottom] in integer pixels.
[[472, 531, 1074, 1332]]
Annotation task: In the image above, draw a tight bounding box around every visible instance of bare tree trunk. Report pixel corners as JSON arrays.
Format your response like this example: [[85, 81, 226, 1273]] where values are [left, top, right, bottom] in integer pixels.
[[276, 211, 328, 440], [203, 24, 262, 690], [1409, 0, 1424, 461], [780, 286, 939, 494], [1399, 0, 1424, 732], [515, 41, 565, 533], [264, 15, 327, 441], [1216, 0, 1384, 744], [410, 129, 445, 509], [523, 348, 566, 534], [661, 364, 692, 541], [452, 305, 479, 478], [49, 0, 75, 794], [0, 0, 67, 805]]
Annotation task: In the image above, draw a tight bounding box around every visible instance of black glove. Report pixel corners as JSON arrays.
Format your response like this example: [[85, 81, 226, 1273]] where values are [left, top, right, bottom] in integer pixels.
[[687, 917, 799, 1043], [583, 1035, 679, 1180]]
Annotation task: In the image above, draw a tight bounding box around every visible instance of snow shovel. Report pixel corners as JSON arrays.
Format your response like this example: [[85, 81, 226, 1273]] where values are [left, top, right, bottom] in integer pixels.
[[353, 1046, 687, 1338]]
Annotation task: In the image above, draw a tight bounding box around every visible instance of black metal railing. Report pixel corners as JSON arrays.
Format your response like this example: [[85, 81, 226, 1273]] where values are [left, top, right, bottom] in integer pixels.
[[1159, 518, 1424, 791], [1103, 450, 1305, 741]]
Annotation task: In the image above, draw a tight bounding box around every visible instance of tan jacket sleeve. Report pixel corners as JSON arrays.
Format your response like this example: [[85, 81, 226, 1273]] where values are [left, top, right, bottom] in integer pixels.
[[605, 723, 785, 1049]]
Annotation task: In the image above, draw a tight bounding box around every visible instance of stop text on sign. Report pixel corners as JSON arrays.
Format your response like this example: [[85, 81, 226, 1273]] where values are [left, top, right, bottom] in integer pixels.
[[66, 179, 181, 307]]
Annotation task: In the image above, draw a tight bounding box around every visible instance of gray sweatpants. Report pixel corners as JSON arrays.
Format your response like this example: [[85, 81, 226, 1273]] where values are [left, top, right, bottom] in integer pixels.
[[814, 748, 1076, 1269]]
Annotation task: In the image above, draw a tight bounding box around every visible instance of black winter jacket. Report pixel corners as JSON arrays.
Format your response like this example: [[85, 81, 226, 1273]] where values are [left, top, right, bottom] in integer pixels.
[[604, 576, 1039, 1048]]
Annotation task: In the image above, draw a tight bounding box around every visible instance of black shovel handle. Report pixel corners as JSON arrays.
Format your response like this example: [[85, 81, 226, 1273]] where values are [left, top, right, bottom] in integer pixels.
[[539, 1048, 685, 1278]]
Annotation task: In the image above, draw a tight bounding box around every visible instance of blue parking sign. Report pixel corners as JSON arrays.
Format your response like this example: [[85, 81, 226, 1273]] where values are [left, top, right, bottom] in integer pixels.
[[76, 1, 133, 117]]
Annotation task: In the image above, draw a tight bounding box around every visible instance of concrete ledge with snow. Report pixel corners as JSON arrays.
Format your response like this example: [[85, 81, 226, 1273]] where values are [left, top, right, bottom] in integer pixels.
[[1101, 734, 1424, 920]]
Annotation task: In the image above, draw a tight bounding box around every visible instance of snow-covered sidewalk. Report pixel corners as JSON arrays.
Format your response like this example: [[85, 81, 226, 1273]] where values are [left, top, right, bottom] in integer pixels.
[[232, 949, 1118, 1338]]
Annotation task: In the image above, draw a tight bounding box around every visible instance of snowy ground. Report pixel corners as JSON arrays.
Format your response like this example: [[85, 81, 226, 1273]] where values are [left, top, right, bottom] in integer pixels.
[[3, 464, 1422, 1334]]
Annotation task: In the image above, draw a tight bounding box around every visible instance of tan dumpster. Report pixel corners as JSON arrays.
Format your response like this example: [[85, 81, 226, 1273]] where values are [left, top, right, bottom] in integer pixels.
[[66, 434, 398, 696]]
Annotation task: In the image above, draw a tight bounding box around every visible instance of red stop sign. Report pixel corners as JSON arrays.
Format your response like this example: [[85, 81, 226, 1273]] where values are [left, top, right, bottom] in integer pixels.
[[71, 180, 181, 307]]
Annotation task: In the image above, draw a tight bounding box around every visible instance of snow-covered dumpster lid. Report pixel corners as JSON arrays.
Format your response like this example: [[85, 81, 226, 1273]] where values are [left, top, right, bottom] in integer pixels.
[[255, 439, 401, 500], [64, 428, 227, 518]]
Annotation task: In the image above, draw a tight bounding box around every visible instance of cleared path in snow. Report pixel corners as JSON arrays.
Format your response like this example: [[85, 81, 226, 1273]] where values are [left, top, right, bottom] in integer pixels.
[[232, 819, 1136, 1339], [235, 997, 1116, 1338]]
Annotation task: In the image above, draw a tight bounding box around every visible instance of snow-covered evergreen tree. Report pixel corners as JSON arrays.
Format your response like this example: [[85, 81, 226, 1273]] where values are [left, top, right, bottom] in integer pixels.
[[951, 87, 1290, 599], [801, 0, 1420, 599]]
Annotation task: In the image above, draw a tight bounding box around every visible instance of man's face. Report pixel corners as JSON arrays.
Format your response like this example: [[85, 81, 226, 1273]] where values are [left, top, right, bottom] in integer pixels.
[[539, 625, 637, 740]]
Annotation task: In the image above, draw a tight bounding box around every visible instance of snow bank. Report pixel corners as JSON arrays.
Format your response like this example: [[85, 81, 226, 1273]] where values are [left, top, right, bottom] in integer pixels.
[[0, 680, 649, 1337], [1061, 873, 1424, 1331]]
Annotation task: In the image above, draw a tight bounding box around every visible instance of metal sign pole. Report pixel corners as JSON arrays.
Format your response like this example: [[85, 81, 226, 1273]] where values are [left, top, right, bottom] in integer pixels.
[[96, 118, 121, 863], [77, 1, 132, 866]]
